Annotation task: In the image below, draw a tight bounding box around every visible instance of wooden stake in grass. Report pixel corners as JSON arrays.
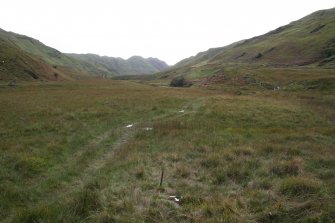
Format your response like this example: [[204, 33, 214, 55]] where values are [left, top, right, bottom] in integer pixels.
[[160, 167, 164, 187]]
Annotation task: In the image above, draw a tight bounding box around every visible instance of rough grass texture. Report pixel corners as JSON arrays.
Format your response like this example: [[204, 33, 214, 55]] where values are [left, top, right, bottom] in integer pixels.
[[0, 78, 334, 223]]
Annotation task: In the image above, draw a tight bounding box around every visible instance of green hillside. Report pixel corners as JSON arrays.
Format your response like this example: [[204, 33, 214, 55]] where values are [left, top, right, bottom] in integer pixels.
[[0, 29, 109, 80], [153, 8, 335, 92], [0, 30, 70, 81], [0, 29, 169, 80], [175, 8, 335, 68]]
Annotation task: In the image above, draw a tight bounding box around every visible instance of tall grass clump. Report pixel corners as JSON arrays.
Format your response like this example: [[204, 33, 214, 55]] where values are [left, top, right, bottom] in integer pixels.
[[280, 177, 322, 197]]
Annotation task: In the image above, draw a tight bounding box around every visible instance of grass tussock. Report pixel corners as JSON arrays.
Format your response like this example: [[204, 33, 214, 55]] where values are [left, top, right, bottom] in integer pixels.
[[270, 158, 302, 177], [280, 177, 322, 197], [0, 79, 334, 222]]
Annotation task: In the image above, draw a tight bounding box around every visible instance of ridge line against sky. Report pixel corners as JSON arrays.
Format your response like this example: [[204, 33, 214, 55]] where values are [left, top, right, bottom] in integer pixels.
[[1, 0, 334, 65]]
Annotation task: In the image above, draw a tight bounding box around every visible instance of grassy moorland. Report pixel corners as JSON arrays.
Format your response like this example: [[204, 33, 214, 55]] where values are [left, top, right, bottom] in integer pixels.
[[0, 78, 334, 222]]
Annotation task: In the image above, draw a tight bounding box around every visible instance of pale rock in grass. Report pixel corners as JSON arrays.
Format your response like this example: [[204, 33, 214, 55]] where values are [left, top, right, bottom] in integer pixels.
[[126, 124, 134, 128]]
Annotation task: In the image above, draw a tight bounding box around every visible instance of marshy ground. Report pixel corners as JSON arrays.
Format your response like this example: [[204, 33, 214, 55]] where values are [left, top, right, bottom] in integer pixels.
[[0, 79, 334, 222]]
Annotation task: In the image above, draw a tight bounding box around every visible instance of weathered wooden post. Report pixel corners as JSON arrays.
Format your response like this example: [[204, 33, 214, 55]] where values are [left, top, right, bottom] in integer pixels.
[[159, 166, 164, 187]]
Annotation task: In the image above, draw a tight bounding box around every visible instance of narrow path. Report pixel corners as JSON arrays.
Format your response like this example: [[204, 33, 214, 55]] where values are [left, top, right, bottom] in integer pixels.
[[5, 99, 203, 222], [24, 129, 115, 192], [39, 100, 199, 202], [4, 126, 136, 223], [61, 126, 137, 193]]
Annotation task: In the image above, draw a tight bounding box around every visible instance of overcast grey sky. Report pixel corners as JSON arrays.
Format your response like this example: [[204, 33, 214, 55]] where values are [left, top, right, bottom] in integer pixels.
[[1, 0, 334, 65]]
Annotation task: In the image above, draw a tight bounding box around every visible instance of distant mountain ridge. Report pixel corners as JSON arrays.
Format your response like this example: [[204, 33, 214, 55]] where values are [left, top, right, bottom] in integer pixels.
[[68, 54, 169, 76], [0, 28, 169, 81]]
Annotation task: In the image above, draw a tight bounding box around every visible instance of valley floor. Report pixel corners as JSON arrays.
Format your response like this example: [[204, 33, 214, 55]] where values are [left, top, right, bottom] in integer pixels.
[[0, 80, 334, 222]]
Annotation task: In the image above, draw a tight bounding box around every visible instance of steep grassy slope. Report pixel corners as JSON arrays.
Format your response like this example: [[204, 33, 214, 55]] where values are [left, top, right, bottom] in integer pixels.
[[175, 8, 335, 68], [153, 8, 335, 91], [0, 80, 334, 222], [0, 29, 107, 80], [0, 29, 169, 80], [0, 34, 66, 81], [68, 54, 169, 76]]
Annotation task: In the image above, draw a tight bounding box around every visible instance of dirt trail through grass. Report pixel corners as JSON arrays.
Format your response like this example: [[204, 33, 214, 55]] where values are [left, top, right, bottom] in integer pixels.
[[58, 98, 201, 192], [51, 126, 136, 200], [4, 125, 137, 222], [5, 98, 203, 222]]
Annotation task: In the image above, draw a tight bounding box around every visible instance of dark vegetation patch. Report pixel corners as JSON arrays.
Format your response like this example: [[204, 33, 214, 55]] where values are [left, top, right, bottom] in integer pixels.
[[255, 53, 263, 59], [319, 40, 335, 66], [169, 76, 192, 87], [325, 39, 335, 58], [24, 69, 39, 79], [310, 24, 326, 33], [234, 52, 246, 60]]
